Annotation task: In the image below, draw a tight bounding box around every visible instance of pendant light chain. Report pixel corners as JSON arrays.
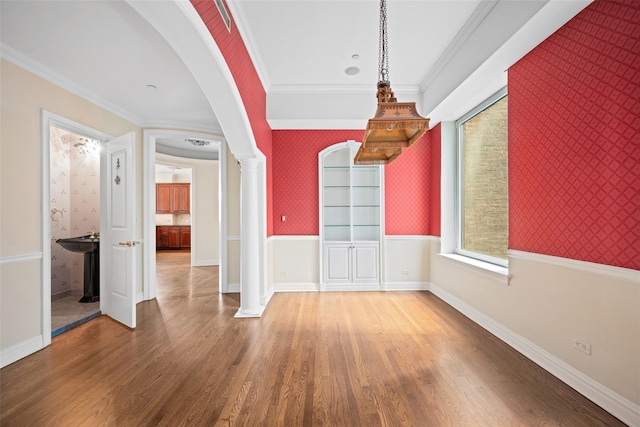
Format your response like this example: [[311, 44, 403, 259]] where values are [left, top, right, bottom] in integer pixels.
[[357, 0, 430, 165], [378, 0, 389, 83]]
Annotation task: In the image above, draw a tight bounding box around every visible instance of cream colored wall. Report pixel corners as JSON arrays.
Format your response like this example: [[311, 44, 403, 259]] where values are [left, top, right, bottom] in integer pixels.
[[0, 59, 141, 357], [271, 237, 320, 291], [269, 236, 431, 292], [225, 149, 241, 289], [383, 237, 431, 290], [0, 260, 42, 349], [429, 239, 640, 409], [194, 161, 219, 263], [155, 153, 219, 264]]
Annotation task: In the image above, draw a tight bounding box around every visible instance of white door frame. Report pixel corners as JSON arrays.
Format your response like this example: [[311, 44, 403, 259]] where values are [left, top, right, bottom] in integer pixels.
[[41, 110, 112, 345], [142, 129, 227, 301]]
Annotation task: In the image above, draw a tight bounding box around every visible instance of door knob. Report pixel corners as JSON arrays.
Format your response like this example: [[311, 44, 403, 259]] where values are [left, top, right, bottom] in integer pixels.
[[118, 241, 141, 247]]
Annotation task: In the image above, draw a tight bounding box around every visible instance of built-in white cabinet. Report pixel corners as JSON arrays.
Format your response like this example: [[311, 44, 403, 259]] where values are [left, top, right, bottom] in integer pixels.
[[324, 243, 379, 283], [319, 141, 383, 290]]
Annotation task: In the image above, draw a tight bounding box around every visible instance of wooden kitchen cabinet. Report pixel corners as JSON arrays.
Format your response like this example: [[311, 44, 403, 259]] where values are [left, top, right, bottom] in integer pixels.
[[156, 184, 172, 213], [179, 227, 191, 248], [156, 183, 190, 214], [172, 184, 190, 213], [156, 226, 191, 250], [157, 226, 169, 248]]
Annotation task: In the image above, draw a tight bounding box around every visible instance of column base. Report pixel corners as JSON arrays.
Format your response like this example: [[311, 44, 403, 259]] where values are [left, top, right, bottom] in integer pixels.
[[234, 306, 266, 318]]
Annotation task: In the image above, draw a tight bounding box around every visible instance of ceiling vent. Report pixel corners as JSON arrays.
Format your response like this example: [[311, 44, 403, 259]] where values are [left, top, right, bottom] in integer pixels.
[[215, 0, 231, 32]]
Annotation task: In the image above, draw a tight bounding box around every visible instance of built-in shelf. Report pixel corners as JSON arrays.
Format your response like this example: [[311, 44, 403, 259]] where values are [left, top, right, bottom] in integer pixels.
[[319, 141, 383, 288]]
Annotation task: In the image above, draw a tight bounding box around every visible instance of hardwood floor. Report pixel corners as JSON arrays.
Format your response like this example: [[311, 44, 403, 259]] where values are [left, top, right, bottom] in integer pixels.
[[0, 251, 626, 426]]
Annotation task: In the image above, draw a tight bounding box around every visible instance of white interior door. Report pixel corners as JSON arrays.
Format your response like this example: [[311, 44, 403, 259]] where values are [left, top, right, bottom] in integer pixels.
[[102, 132, 137, 328]]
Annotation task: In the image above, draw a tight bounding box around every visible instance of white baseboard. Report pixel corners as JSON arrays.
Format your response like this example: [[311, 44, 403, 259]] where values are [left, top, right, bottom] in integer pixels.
[[261, 286, 275, 306], [1, 335, 44, 368], [274, 282, 319, 292], [383, 281, 430, 291], [323, 283, 381, 292], [429, 283, 640, 427], [234, 305, 265, 318], [224, 283, 240, 293], [273, 282, 429, 292], [136, 292, 144, 303], [193, 259, 219, 267], [272, 282, 430, 292]]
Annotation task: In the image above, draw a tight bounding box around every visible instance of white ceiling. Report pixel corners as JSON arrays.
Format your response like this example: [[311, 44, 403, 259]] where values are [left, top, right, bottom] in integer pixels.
[[1, 0, 592, 147]]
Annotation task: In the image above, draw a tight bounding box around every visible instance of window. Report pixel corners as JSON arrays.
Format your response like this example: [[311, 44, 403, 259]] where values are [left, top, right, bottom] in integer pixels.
[[456, 88, 508, 266]]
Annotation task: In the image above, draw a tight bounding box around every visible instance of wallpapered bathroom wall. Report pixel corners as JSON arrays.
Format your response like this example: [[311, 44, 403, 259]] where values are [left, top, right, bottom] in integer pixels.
[[50, 127, 100, 297]]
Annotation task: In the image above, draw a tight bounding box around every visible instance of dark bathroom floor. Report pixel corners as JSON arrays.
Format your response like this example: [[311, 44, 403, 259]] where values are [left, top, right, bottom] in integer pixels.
[[51, 296, 100, 336]]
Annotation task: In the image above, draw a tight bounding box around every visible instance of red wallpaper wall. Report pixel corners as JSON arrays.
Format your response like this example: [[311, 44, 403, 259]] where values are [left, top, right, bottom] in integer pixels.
[[191, 0, 274, 235], [430, 123, 442, 237], [508, 0, 639, 270], [272, 130, 363, 235], [272, 130, 434, 236], [385, 133, 432, 235]]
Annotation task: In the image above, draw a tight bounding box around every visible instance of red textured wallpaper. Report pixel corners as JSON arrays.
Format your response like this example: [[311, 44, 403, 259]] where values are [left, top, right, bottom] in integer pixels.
[[508, 0, 640, 269], [384, 133, 432, 235], [191, 0, 273, 235], [430, 124, 442, 237], [272, 130, 434, 236], [272, 130, 363, 235]]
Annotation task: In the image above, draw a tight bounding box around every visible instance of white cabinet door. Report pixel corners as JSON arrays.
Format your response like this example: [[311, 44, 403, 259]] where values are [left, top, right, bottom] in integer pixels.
[[324, 243, 379, 286], [353, 244, 379, 283], [325, 245, 351, 282]]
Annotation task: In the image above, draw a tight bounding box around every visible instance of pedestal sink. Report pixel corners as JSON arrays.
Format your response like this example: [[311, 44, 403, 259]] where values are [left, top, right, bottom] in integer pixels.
[[56, 235, 100, 303]]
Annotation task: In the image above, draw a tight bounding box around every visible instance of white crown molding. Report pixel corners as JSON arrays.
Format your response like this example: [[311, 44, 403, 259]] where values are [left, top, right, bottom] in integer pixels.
[[268, 83, 421, 95], [143, 120, 223, 134], [156, 144, 219, 161], [508, 250, 640, 284], [268, 119, 367, 130], [425, 0, 592, 127], [1, 44, 223, 134], [225, 1, 271, 92], [419, 0, 498, 92], [1, 43, 145, 127], [429, 283, 640, 427]]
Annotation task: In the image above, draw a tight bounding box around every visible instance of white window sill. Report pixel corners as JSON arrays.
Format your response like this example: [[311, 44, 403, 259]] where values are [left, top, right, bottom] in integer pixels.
[[438, 253, 510, 285]]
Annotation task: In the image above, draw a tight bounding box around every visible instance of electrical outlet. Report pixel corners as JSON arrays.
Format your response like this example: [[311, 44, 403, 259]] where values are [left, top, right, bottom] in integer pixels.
[[279, 271, 287, 277], [401, 269, 409, 276], [573, 338, 591, 355]]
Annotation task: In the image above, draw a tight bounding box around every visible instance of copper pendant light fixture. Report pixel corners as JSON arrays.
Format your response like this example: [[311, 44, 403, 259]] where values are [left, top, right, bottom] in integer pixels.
[[354, 0, 430, 165]]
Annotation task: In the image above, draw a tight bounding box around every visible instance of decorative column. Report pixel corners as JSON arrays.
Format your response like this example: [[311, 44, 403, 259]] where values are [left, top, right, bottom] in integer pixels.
[[235, 156, 264, 318]]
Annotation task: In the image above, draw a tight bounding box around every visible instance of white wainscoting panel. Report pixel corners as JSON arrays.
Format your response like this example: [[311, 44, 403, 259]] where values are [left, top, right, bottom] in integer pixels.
[[383, 236, 433, 290]]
